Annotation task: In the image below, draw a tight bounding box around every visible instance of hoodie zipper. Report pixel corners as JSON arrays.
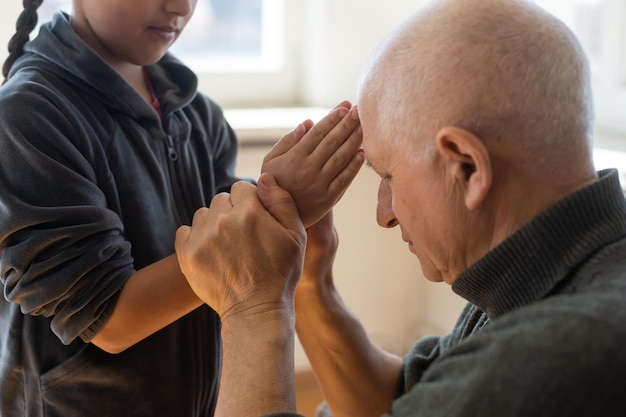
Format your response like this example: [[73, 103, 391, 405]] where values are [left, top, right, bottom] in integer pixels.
[[162, 132, 193, 225], [164, 134, 178, 161]]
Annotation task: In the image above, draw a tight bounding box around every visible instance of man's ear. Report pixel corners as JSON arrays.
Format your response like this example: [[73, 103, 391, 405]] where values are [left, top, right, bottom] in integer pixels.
[[435, 126, 492, 210]]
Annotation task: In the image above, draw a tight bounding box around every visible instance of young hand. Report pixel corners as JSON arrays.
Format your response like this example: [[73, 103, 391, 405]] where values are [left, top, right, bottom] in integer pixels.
[[261, 102, 364, 228]]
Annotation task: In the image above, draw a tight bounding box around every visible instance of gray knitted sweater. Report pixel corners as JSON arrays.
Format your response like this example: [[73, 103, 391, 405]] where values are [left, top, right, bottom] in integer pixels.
[[271, 169, 626, 417]]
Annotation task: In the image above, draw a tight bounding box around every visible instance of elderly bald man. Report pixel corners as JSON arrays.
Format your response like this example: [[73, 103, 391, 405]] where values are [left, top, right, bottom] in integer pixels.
[[175, 0, 626, 416]]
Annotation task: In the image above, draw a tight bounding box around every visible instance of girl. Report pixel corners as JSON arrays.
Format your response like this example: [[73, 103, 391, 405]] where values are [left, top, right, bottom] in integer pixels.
[[0, 1, 363, 416]]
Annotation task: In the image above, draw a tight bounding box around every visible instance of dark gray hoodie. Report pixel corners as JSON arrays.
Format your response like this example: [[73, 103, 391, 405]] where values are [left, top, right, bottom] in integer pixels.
[[0, 12, 240, 417]]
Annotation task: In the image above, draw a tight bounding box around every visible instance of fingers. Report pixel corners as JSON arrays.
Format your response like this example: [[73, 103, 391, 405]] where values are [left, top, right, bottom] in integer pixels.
[[262, 102, 358, 172], [326, 148, 366, 200], [175, 208, 212, 275], [174, 224, 192, 257], [228, 181, 258, 207], [263, 99, 351, 162], [263, 121, 310, 162], [175, 178, 308, 321], [318, 109, 363, 174], [297, 106, 358, 155], [257, 173, 306, 242], [311, 106, 361, 161], [331, 100, 352, 112], [220, 180, 305, 246], [257, 101, 362, 229]]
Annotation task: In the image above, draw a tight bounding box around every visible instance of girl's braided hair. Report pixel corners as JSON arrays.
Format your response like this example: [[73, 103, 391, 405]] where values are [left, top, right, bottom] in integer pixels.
[[2, 0, 44, 82]]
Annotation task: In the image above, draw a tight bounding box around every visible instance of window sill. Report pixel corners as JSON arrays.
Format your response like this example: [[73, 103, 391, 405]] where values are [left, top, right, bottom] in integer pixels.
[[225, 107, 331, 146]]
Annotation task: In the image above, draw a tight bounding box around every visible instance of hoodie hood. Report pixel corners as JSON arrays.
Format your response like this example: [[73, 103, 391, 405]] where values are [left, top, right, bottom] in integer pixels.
[[10, 12, 198, 121]]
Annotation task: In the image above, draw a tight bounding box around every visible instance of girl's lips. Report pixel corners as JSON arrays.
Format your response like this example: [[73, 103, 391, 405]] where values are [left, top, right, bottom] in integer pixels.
[[148, 26, 178, 42]]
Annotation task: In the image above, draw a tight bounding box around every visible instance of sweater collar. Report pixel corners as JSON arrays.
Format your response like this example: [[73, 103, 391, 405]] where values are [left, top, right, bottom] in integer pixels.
[[14, 12, 197, 120], [452, 169, 626, 319]]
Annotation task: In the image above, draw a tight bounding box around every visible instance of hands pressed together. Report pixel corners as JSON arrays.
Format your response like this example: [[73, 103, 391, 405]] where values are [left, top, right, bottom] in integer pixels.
[[174, 101, 362, 416], [175, 101, 362, 321], [174, 176, 306, 321], [261, 101, 363, 228]]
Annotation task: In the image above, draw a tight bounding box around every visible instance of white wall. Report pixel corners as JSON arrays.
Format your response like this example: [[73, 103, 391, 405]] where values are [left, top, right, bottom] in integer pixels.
[[194, 0, 429, 108], [299, 0, 425, 107], [0, 3, 22, 69]]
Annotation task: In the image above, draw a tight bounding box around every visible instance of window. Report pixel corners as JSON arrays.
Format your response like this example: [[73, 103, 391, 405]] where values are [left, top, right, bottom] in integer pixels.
[[171, 0, 284, 73], [37, 0, 72, 24], [535, 0, 606, 74], [538, 1, 626, 179], [535, 0, 626, 132]]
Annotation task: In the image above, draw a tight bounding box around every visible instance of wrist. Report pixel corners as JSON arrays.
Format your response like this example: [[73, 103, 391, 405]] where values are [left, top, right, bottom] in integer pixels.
[[221, 304, 295, 340], [217, 305, 298, 416], [296, 271, 335, 299]]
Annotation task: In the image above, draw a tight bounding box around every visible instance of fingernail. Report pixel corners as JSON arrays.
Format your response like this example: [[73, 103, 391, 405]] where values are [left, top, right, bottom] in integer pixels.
[[260, 173, 276, 187], [351, 106, 359, 121], [333, 101, 350, 110], [337, 107, 348, 118]]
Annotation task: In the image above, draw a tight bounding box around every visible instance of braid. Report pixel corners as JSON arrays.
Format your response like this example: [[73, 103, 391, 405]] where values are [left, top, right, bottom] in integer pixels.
[[2, 0, 44, 81]]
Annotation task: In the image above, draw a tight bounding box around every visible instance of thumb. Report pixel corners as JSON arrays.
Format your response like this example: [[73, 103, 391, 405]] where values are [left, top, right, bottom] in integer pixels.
[[258, 173, 305, 240]]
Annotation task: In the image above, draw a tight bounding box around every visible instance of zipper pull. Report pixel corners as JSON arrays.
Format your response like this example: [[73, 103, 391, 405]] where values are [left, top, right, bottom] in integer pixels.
[[165, 135, 178, 161]]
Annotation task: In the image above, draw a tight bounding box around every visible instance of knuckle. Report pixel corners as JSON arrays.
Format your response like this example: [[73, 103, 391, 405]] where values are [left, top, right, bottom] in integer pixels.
[[231, 180, 252, 192]]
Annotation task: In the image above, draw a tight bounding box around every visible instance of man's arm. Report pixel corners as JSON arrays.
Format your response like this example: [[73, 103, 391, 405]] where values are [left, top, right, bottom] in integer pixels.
[[219, 309, 298, 417], [175, 175, 306, 417], [296, 213, 403, 417]]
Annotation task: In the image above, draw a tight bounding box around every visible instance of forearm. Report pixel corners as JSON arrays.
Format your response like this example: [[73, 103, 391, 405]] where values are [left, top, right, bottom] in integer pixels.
[[218, 310, 297, 417], [295, 279, 403, 417], [91, 254, 203, 353]]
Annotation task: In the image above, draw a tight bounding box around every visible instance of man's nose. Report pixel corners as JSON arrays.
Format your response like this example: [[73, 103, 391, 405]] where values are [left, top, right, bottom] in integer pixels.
[[376, 180, 398, 228]]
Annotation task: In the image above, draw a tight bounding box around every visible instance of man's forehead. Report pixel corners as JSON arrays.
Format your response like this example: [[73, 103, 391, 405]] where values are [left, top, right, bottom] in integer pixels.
[[360, 128, 377, 159], [362, 133, 395, 175], [362, 137, 380, 171]]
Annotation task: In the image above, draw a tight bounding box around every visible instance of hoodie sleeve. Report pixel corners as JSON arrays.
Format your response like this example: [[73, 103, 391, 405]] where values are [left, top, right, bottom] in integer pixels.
[[0, 77, 135, 345]]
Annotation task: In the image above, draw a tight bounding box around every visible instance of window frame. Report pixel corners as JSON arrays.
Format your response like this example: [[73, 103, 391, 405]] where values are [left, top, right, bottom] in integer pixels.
[[191, 0, 303, 108], [535, 0, 626, 134]]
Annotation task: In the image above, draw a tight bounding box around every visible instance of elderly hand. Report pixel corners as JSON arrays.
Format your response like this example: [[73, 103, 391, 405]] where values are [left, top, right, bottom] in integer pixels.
[[174, 175, 306, 320], [261, 101, 364, 228]]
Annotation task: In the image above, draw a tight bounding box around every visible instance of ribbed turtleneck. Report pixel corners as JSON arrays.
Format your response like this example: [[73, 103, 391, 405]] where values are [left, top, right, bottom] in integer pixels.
[[452, 169, 626, 319]]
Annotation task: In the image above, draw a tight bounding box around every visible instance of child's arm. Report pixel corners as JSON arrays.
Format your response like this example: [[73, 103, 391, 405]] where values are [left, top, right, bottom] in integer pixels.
[[90, 254, 202, 354], [261, 102, 364, 228]]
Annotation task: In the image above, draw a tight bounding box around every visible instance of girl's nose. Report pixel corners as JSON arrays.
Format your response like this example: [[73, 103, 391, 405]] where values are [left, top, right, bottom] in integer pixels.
[[165, 0, 195, 17]]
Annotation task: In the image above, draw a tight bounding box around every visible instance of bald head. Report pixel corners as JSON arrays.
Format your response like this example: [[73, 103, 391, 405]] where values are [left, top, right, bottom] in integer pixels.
[[358, 0, 594, 167]]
